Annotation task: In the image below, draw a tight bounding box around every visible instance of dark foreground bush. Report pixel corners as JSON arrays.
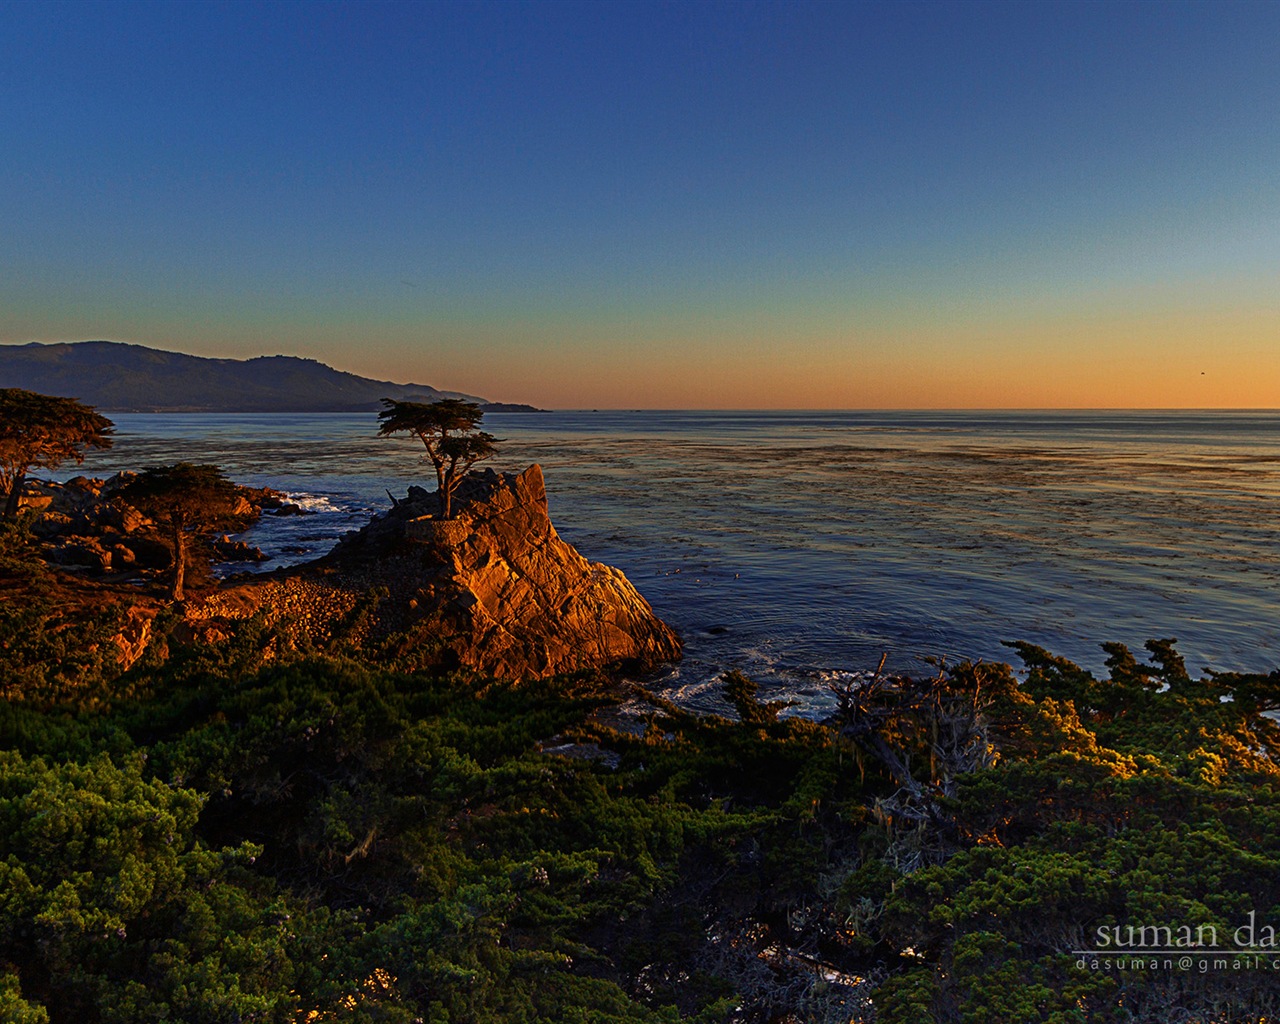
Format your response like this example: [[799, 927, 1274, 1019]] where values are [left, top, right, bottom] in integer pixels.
[[4, 597, 1280, 1023]]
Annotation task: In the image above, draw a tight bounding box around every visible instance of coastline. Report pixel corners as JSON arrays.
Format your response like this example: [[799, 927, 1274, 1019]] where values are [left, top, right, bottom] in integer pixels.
[[51, 409, 1280, 699]]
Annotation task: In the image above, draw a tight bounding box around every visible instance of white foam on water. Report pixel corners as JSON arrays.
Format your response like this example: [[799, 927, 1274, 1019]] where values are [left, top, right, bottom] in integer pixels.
[[281, 492, 347, 513]]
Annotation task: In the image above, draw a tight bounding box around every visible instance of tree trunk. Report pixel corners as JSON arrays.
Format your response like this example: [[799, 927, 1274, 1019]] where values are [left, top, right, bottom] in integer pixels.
[[431, 457, 450, 518], [3, 472, 25, 518], [170, 523, 186, 602], [440, 471, 455, 519]]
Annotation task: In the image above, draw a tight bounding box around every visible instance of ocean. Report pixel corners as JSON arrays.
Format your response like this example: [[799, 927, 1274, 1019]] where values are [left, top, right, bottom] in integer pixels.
[[74, 410, 1280, 716]]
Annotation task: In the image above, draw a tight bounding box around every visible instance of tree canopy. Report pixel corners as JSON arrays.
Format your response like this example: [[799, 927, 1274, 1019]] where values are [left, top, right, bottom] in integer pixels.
[[377, 398, 497, 518], [0, 389, 114, 517], [119, 463, 248, 601]]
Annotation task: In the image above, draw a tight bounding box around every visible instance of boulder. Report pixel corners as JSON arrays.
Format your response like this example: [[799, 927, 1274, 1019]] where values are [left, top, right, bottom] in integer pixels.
[[46, 537, 113, 573], [110, 543, 137, 568], [47, 477, 104, 514], [64, 476, 103, 497], [32, 511, 74, 537], [213, 535, 270, 562], [113, 606, 156, 670], [94, 501, 149, 534], [270, 502, 310, 516], [240, 485, 297, 513], [122, 535, 172, 570]]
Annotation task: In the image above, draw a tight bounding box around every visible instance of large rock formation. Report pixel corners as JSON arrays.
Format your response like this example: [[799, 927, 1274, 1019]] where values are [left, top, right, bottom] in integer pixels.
[[195, 465, 681, 679]]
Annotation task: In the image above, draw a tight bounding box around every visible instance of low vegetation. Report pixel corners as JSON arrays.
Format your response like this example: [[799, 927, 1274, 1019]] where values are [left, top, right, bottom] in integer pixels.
[[3, 524, 1279, 1023]]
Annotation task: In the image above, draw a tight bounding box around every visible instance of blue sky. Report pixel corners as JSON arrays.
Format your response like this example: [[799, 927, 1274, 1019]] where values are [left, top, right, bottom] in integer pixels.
[[2, 0, 1277, 407]]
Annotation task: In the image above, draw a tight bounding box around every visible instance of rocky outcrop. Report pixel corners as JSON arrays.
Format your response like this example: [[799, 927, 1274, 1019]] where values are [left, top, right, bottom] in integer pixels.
[[197, 465, 681, 679], [213, 535, 270, 562], [18, 475, 280, 576], [26, 475, 172, 573], [15, 466, 680, 681], [113, 605, 158, 669]]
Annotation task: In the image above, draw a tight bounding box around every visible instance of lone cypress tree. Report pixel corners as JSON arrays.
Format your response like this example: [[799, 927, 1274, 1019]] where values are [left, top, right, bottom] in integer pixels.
[[377, 399, 497, 519]]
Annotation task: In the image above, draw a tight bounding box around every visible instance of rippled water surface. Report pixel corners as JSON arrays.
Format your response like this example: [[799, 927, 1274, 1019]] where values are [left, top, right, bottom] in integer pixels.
[[82, 410, 1280, 713]]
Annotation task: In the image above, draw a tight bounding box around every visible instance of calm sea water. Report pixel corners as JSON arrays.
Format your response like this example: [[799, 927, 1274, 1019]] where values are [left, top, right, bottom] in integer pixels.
[[74, 410, 1280, 715]]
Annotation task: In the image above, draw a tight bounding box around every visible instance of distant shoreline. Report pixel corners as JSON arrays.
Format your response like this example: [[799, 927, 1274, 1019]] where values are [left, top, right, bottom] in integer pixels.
[[93, 403, 547, 414], [0, 340, 543, 414]]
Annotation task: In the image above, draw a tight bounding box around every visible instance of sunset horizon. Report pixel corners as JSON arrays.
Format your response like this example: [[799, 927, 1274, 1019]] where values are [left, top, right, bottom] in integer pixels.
[[3, 333, 1276, 411], [3, 1, 1277, 408]]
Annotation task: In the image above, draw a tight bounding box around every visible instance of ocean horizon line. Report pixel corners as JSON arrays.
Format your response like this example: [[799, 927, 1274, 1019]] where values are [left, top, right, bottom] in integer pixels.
[[92, 406, 1280, 416]]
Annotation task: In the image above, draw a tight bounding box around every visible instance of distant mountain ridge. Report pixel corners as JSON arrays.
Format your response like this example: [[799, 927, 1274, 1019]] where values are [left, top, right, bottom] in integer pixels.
[[0, 341, 538, 413]]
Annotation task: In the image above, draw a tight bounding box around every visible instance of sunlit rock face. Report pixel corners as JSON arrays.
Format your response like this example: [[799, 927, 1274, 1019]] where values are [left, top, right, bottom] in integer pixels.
[[384, 464, 682, 678], [204, 465, 682, 680]]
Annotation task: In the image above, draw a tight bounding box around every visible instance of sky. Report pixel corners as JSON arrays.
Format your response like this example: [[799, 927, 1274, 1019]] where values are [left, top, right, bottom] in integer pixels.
[[1, 0, 1277, 409]]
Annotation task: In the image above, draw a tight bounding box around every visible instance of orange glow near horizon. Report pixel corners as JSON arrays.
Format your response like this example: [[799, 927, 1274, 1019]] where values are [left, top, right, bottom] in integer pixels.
[[333, 302, 1280, 410], [4, 262, 1277, 410], [5, 298, 1278, 411]]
